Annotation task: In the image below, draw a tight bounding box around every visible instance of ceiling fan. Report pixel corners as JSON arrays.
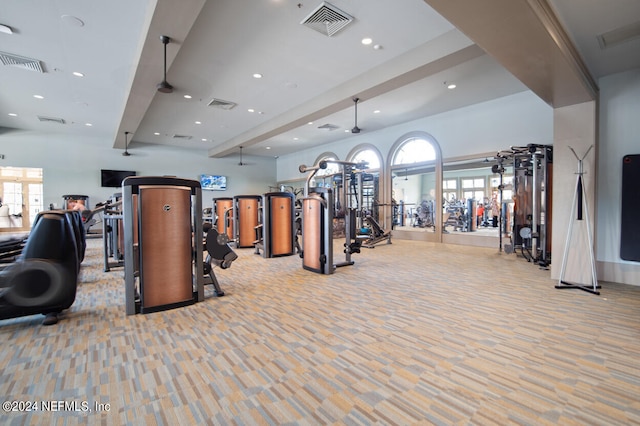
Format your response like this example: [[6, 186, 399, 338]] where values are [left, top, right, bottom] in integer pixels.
[[157, 35, 173, 93], [351, 97, 361, 134], [122, 131, 131, 156], [238, 146, 247, 166], [237, 146, 255, 166]]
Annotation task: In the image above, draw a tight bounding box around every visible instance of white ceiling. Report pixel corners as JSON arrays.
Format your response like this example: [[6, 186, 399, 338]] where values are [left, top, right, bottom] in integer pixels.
[[1, 0, 638, 160]]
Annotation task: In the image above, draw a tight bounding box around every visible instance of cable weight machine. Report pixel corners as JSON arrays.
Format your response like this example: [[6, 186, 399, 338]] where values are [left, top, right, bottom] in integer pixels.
[[495, 144, 553, 266], [298, 159, 367, 274]]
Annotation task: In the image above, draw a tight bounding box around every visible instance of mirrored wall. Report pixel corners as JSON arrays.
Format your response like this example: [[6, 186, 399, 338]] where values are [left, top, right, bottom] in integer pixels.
[[388, 134, 441, 240], [441, 157, 513, 247]]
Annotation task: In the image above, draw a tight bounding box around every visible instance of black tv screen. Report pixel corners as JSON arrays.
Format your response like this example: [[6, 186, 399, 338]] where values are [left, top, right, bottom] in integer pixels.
[[101, 169, 136, 187]]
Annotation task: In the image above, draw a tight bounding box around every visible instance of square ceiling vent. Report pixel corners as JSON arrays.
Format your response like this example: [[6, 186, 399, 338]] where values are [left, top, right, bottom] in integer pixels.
[[37, 115, 65, 124], [318, 123, 340, 131], [301, 2, 354, 37], [0, 51, 44, 73], [207, 98, 237, 110]]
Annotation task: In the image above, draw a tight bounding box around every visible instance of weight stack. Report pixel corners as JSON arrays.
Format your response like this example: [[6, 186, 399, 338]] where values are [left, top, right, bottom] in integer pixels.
[[122, 176, 204, 315]]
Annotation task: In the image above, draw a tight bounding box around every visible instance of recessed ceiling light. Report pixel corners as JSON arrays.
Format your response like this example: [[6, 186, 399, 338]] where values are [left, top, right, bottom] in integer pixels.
[[184, 94, 192, 99], [60, 14, 84, 27], [361, 37, 373, 45], [248, 108, 255, 113], [8, 113, 17, 117], [154, 132, 160, 136], [448, 84, 456, 89], [85, 123, 92, 126], [373, 110, 381, 114], [195, 121, 202, 124], [201, 138, 207, 142], [293, 137, 299, 141], [33, 95, 44, 99], [265, 146, 271, 150], [72, 71, 84, 77], [344, 129, 350, 133], [253, 73, 263, 79], [373, 44, 383, 50], [308, 122, 313, 125]]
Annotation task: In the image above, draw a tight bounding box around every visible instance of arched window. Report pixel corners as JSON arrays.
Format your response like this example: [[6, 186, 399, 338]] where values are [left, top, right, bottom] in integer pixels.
[[351, 148, 380, 170], [392, 137, 436, 166], [346, 145, 383, 223], [387, 133, 441, 235], [314, 153, 340, 177]]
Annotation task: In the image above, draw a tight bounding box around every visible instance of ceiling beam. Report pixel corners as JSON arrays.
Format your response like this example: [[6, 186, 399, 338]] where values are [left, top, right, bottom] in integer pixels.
[[423, 0, 598, 108], [112, 0, 206, 149]]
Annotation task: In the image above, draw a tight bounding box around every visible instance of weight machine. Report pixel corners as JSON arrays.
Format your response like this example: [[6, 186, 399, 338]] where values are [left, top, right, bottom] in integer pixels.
[[213, 197, 234, 245], [254, 191, 296, 258], [233, 195, 261, 248], [298, 159, 367, 274], [102, 193, 124, 272], [342, 168, 390, 247], [495, 144, 553, 266], [122, 176, 204, 315], [442, 199, 469, 232]]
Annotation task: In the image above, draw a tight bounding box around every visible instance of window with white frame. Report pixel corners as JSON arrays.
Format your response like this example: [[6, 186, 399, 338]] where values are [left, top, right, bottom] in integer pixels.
[[351, 149, 380, 170], [443, 178, 457, 202], [392, 138, 436, 165], [461, 177, 485, 202]]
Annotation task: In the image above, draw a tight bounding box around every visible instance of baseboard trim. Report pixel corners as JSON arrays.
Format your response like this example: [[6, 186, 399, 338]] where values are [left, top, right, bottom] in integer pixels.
[[597, 260, 640, 286]]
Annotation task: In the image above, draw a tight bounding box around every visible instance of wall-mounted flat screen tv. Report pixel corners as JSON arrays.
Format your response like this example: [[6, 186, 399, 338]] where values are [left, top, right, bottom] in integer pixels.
[[200, 174, 227, 191], [101, 169, 136, 187]]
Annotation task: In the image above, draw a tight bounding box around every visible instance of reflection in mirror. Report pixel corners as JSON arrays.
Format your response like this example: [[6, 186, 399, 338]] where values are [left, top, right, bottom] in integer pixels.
[[389, 136, 439, 234], [391, 163, 436, 232], [348, 148, 382, 226], [441, 158, 513, 240]]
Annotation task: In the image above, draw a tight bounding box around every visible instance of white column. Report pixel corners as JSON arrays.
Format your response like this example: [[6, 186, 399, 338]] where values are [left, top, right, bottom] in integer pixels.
[[551, 100, 598, 282]]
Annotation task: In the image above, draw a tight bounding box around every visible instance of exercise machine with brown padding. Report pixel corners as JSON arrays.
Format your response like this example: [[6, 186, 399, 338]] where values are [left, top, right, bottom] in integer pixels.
[[301, 187, 334, 274], [122, 176, 204, 315], [255, 192, 296, 258], [299, 159, 366, 274], [233, 195, 261, 248], [213, 197, 234, 244]]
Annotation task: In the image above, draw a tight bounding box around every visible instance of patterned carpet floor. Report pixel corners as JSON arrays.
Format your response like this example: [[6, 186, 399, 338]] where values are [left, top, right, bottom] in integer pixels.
[[1, 236, 639, 425]]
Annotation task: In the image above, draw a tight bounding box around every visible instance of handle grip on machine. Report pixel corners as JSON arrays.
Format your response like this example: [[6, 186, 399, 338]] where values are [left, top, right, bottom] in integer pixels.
[[298, 161, 327, 174]]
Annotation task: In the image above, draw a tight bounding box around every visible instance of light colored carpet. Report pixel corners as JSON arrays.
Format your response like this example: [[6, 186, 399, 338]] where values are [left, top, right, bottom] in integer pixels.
[[1, 237, 639, 425]]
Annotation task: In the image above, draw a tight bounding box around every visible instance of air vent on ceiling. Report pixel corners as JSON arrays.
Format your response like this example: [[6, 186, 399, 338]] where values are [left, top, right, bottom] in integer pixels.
[[172, 134, 192, 140], [301, 2, 354, 37], [207, 98, 237, 110], [597, 20, 640, 49], [37, 115, 65, 124], [0, 51, 45, 73], [317, 123, 340, 131]]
